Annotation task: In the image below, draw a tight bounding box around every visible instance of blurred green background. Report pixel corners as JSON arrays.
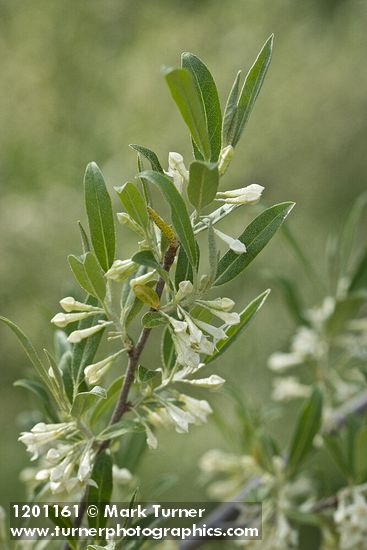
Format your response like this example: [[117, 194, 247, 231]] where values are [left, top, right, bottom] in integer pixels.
[[1, 0, 367, 516]]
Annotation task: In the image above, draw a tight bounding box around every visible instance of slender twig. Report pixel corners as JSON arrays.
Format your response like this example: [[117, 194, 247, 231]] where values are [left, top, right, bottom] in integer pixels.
[[324, 390, 367, 435], [63, 243, 178, 550]]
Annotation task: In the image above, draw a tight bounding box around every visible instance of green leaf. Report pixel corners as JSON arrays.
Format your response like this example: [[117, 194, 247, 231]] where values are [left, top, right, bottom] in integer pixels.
[[340, 192, 367, 276], [137, 365, 161, 385], [287, 387, 323, 477], [349, 248, 367, 292], [161, 327, 176, 371], [228, 35, 274, 147], [165, 67, 210, 160], [97, 420, 145, 441], [222, 70, 241, 148], [48, 511, 76, 549], [354, 424, 367, 482], [205, 289, 270, 364], [187, 161, 219, 212], [132, 250, 167, 280], [118, 432, 147, 474], [84, 162, 115, 271], [43, 349, 66, 399], [0, 317, 50, 389], [68, 254, 95, 296], [115, 181, 149, 230], [141, 311, 168, 328], [129, 144, 163, 173], [78, 221, 91, 253], [90, 375, 124, 427], [323, 434, 350, 478], [182, 52, 222, 161], [87, 450, 113, 532], [175, 246, 193, 287], [54, 330, 71, 363], [68, 253, 106, 301], [84, 252, 107, 302], [59, 350, 74, 404], [139, 171, 197, 267], [214, 202, 295, 286], [71, 386, 107, 418]]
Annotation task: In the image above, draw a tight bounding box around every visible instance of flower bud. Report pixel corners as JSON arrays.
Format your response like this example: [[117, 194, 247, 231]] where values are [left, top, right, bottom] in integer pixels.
[[105, 259, 137, 282], [175, 280, 194, 302], [213, 228, 246, 254], [117, 212, 145, 236], [60, 297, 103, 313], [51, 311, 94, 328], [67, 321, 112, 344], [218, 145, 234, 175], [216, 183, 264, 205]]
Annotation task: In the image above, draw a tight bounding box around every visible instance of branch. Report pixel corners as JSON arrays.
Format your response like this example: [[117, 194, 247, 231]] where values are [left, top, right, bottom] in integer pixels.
[[63, 243, 178, 550], [324, 390, 367, 435]]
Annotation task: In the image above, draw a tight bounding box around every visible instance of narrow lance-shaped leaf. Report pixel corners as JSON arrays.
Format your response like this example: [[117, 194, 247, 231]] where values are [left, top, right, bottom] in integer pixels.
[[139, 170, 198, 267], [87, 450, 113, 532], [68, 252, 106, 302], [187, 161, 219, 212], [0, 317, 51, 390], [222, 70, 241, 147], [349, 247, 367, 292], [164, 67, 210, 160], [182, 52, 222, 161], [214, 202, 295, 286], [205, 289, 271, 364], [225, 35, 274, 148], [84, 162, 115, 272], [129, 144, 163, 173], [161, 327, 176, 371], [115, 182, 149, 230], [175, 243, 200, 288], [286, 387, 323, 477]]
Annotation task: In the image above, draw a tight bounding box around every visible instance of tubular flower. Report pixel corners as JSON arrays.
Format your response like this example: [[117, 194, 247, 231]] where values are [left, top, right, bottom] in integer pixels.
[[197, 298, 240, 326], [84, 350, 125, 385], [166, 311, 215, 371], [165, 152, 189, 193], [67, 321, 112, 344], [51, 311, 96, 327], [19, 422, 77, 461], [105, 259, 137, 282], [213, 228, 247, 254], [176, 374, 225, 390], [35, 442, 96, 494], [216, 183, 264, 205], [117, 212, 145, 236]]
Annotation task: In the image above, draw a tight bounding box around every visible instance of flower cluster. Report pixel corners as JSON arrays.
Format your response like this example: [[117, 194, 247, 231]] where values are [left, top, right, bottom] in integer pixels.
[[333, 485, 367, 549], [268, 295, 367, 414], [19, 421, 94, 494]]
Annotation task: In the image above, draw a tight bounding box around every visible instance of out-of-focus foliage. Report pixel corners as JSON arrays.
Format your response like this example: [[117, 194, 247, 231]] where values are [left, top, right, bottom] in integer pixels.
[[1, 0, 367, 512]]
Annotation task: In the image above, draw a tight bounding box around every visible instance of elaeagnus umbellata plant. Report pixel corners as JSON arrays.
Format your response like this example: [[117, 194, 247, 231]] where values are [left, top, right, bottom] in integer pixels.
[[1, 35, 295, 549]]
